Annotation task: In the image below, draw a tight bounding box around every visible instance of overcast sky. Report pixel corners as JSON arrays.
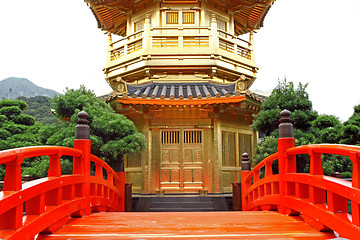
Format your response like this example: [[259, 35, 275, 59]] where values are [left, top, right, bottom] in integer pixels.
[[1, 0, 359, 121]]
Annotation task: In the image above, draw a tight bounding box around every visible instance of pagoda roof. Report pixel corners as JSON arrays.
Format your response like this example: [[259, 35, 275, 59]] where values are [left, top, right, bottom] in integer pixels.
[[105, 81, 265, 105], [85, 0, 276, 36]]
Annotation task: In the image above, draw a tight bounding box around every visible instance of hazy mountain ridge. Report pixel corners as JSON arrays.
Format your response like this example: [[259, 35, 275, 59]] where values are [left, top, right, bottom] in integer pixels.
[[0, 77, 59, 99], [250, 88, 272, 97]]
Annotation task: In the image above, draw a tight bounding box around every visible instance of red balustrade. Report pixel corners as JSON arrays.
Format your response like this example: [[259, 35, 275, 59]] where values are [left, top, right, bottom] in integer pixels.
[[241, 110, 360, 239], [0, 112, 125, 240]]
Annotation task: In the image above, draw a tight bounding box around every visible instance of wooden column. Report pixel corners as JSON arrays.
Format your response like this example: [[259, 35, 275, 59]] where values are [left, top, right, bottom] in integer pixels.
[[212, 117, 221, 192], [143, 116, 151, 193]]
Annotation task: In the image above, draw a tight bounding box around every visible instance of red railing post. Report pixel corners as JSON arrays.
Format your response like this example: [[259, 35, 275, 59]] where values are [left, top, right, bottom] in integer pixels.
[[48, 150, 62, 177], [2, 155, 23, 191], [277, 110, 295, 214], [350, 152, 360, 227], [73, 111, 91, 215], [241, 152, 251, 211], [116, 172, 125, 212], [113, 155, 125, 212], [308, 147, 326, 208], [1, 155, 24, 230]]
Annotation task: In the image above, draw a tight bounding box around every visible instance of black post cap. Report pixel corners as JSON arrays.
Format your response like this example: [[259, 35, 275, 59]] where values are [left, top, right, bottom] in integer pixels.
[[241, 152, 251, 171], [278, 109, 294, 138], [77, 111, 89, 125], [75, 111, 90, 139]]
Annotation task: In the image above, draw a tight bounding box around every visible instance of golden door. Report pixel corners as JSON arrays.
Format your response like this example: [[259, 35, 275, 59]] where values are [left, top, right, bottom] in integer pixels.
[[160, 129, 203, 193]]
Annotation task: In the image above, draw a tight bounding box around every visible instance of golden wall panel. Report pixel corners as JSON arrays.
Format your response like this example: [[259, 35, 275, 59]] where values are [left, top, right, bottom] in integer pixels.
[[126, 170, 143, 193], [221, 170, 239, 193]]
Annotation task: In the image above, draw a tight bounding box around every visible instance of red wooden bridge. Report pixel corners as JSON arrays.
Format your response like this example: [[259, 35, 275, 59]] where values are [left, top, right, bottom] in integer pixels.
[[1, 110, 360, 239]]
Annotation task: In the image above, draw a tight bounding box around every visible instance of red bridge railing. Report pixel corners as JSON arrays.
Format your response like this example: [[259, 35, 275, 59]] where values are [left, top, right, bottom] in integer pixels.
[[241, 110, 360, 239], [0, 112, 124, 239]]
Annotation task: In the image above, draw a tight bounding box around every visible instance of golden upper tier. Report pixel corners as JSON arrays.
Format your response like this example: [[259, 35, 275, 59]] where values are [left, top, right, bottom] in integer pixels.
[[85, 0, 275, 36], [85, 0, 276, 91]]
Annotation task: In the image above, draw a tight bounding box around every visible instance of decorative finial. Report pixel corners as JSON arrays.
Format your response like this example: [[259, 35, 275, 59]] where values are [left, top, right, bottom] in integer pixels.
[[278, 109, 294, 138], [280, 109, 291, 123], [241, 152, 250, 171], [77, 111, 89, 125], [75, 111, 90, 140]]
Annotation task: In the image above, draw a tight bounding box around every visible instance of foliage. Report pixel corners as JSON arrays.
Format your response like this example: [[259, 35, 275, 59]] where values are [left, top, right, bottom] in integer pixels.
[[100, 133, 146, 160], [0, 115, 7, 125], [0, 99, 40, 150], [17, 96, 58, 124], [312, 114, 340, 130], [21, 156, 73, 179], [252, 79, 352, 175], [1, 122, 27, 135], [341, 171, 352, 178], [339, 105, 360, 145], [13, 114, 36, 126], [0, 99, 43, 180], [0, 106, 22, 119], [0, 87, 146, 179], [42, 86, 146, 170], [52, 86, 111, 120], [252, 80, 318, 172], [0, 98, 27, 110], [0, 129, 11, 140], [252, 80, 317, 136], [312, 114, 342, 144], [253, 136, 277, 167]]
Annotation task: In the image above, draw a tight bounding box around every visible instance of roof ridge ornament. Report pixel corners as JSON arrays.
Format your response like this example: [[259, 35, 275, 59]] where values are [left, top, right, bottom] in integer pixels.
[[115, 77, 127, 95]]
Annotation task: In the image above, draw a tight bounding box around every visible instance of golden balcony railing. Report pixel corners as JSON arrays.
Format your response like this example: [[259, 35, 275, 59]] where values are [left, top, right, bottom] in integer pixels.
[[153, 36, 178, 48], [183, 36, 209, 47], [127, 39, 143, 53], [107, 26, 253, 62]]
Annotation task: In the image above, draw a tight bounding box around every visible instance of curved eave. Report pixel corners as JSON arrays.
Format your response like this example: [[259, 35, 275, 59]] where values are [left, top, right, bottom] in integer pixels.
[[85, 0, 132, 35], [232, 1, 276, 35], [108, 95, 262, 114], [85, 0, 276, 36]]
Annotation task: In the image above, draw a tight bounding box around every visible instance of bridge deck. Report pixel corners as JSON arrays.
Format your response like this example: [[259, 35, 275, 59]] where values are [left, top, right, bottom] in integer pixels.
[[37, 211, 335, 239]]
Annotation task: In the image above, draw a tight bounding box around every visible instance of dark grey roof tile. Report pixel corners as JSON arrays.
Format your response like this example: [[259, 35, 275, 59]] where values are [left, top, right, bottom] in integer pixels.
[[118, 82, 264, 102]]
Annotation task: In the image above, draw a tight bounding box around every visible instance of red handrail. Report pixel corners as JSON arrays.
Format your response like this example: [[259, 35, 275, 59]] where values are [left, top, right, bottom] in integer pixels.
[[0, 144, 124, 240], [242, 143, 360, 239]]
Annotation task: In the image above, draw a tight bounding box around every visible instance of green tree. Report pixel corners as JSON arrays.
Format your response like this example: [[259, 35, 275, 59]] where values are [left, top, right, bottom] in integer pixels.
[[252, 80, 351, 176], [0, 99, 42, 180], [0, 99, 27, 110], [312, 114, 342, 144], [17, 96, 58, 124], [0, 106, 21, 119], [40, 86, 146, 171], [252, 79, 318, 136], [339, 105, 360, 145], [0, 99, 39, 150], [252, 80, 318, 172]]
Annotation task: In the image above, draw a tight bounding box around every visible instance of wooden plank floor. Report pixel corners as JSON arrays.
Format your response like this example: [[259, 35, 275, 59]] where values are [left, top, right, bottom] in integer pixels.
[[37, 211, 336, 239]]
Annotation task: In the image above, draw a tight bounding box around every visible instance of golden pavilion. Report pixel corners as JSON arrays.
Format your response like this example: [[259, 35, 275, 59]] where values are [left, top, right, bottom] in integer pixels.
[[85, 0, 275, 194]]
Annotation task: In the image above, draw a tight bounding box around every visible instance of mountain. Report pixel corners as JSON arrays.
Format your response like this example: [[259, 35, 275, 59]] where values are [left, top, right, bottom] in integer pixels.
[[0, 77, 59, 99], [250, 88, 272, 97]]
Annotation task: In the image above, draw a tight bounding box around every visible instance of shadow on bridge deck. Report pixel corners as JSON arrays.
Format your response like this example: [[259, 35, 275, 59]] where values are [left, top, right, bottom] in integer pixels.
[[37, 211, 336, 239]]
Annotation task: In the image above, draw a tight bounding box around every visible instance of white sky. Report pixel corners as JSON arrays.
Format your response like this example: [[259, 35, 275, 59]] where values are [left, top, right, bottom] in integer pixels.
[[0, 0, 359, 121]]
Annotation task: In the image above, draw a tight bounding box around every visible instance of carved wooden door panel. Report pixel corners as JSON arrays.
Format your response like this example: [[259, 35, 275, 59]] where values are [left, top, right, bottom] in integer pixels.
[[160, 129, 204, 193], [160, 130, 181, 192], [183, 130, 203, 192]]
